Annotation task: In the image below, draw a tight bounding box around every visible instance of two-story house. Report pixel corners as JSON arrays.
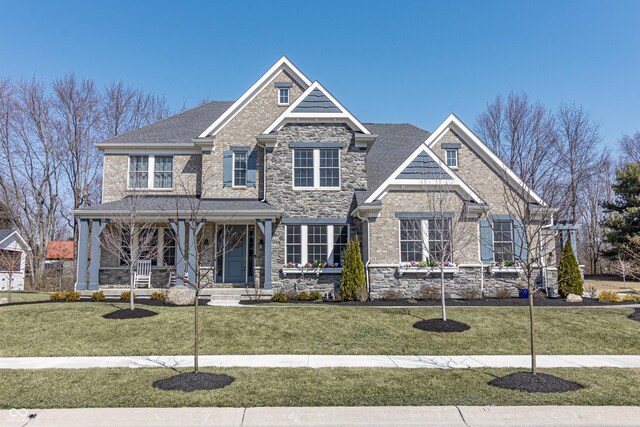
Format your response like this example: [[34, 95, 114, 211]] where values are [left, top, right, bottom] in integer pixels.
[[74, 57, 567, 299]]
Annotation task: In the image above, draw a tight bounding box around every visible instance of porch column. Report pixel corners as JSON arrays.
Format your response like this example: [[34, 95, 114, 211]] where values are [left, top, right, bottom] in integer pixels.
[[75, 218, 90, 290], [264, 218, 272, 290], [171, 218, 186, 286], [187, 220, 205, 285], [88, 219, 107, 290]]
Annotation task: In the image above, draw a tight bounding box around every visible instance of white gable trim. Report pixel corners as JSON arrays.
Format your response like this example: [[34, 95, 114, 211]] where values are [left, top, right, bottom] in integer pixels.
[[0, 230, 30, 251], [262, 81, 371, 135], [427, 114, 545, 206], [198, 56, 312, 138], [364, 144, 484, 204]]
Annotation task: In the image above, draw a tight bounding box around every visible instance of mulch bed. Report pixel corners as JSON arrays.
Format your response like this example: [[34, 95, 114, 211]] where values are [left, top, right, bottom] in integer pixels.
[[413, 318, 470, 333], [628, 308, 640, 322], [488, 372, 583, 393], [102, 308, 158, 319], [153, 372, 235, 392]]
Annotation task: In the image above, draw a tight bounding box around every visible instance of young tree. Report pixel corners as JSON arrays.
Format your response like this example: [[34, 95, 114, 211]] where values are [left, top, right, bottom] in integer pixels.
[[340, 236, 366, 301], [99, 187, 160, 311], [557, 240, 582, 297], [0, 248, 22, 302]]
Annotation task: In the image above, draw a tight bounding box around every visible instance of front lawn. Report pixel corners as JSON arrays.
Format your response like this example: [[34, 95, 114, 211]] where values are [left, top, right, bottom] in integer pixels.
[[1, 367, 639, 408], [0, 291, 50, 303], [0, 303, 638, 356]]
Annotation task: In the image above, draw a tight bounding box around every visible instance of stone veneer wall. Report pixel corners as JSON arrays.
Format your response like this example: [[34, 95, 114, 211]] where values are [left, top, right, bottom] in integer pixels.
[[99, 268, 171, 289], [368, 266, 558, 299], [267, 123, 367, 293]]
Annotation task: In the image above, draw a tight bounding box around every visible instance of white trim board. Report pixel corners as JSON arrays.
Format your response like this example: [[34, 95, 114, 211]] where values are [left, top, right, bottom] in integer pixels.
[[262, 81, 371, 135], [199, 56, 312, 138]]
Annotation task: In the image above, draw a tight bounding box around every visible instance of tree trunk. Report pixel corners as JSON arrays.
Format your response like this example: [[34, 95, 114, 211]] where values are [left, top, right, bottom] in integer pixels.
[[528, 280, 536, 375], [440, 268, 447, 321], [129, 267, 135, 311], [194, 292, 199, 373]]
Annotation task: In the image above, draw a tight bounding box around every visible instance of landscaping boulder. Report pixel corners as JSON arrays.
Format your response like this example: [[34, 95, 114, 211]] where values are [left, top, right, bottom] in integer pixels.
[[166, 286, 196, 305], [566, 293, 583, 303], [0, 297, 8, 305]]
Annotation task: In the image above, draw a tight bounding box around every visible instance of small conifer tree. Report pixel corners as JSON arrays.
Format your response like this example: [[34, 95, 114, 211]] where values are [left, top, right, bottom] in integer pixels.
[[340, 236, 367, 301], [557, 240, 583, 297]]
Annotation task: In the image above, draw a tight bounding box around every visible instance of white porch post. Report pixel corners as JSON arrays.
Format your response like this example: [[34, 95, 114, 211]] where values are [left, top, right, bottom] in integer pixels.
[[75, 218, 90, 290]]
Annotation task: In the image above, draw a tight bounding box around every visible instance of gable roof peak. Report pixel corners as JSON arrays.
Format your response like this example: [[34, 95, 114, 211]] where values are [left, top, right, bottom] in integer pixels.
[[198, 56, 312, 138]]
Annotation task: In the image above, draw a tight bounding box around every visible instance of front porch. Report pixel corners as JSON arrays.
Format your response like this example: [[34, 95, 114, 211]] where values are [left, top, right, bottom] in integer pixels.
[[73, 197, 283, 292]]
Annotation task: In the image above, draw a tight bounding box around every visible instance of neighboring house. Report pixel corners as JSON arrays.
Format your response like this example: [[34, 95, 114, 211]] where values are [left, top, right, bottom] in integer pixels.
[[74, 57, 560, 298], [0, 229, 29, 291], [45, 241, 75, 275]]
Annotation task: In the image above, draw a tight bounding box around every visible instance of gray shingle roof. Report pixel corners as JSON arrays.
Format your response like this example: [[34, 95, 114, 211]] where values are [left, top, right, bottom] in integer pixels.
[[0, 229, 15, 243], [292, 88, 341, 113], [362, 123, 432, 202], [98, 101, 234, 146], [76, 197, 282, 214]]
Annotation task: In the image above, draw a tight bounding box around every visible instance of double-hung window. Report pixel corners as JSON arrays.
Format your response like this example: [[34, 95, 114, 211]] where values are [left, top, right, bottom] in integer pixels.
[[278, 88, 289, 105], [285, 224, 349, 266], [293, 148, 340, 189], [445, 149, 458, 168], [399, 218, 452, 262], [233, 151, 247, 187], [493, 221, 514, 262], [129, 155, 173, 189]]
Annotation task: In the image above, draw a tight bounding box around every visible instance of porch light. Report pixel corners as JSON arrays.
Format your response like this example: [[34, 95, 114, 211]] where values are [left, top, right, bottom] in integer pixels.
[[259, 239, 264, 251]]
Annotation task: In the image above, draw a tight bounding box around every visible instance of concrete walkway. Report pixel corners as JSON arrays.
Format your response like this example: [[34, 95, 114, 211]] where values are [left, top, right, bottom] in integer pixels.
[[2, 406, 640, 426], [2, 354, 640, 369]]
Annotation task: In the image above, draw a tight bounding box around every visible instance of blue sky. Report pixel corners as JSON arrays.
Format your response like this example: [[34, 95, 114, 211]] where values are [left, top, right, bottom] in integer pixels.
[[1, 0, 639, 148]]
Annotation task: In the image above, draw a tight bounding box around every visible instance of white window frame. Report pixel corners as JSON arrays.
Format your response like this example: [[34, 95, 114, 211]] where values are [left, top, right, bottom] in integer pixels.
[[398, 218, 452, 263], [292, 148, 341, 190], [285, 224, 350, 265], [127, 155, 174, 190], [232, 151, 247, 187], [278, 88, 290, 106], [493, 220, 515, 262], [445, 149, 458, 169]]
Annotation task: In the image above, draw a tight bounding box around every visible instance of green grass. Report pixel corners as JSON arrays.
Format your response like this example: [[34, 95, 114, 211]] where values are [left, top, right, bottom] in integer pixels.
[[0, 291, 50, 303], [1, 367, 639, 408], [0, 302, 638, 356]]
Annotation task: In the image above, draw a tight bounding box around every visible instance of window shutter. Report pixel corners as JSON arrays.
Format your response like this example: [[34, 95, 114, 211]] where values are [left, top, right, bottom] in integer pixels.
[[480, 219, 494, 264], [247, 150, 257, 187], [513, 220, 528, 263], [223, 151, 232, 187]]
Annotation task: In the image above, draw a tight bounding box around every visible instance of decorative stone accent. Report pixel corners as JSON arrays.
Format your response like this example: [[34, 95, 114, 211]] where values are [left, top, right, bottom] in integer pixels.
[[566, 294, 583, 303], [166, 285, 196, 305]]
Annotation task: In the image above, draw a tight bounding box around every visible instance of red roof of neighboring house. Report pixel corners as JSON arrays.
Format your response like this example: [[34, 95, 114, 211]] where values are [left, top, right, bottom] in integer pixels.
[[46, 241, 75, 260]]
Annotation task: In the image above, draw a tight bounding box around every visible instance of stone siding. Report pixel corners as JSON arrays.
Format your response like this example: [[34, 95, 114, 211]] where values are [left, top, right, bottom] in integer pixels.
[[99, 268, 171, 289], [267, 123, 367, 290]]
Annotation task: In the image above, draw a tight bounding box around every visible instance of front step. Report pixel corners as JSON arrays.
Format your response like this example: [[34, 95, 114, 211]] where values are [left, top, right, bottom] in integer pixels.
[[208, 287, 273, 305]]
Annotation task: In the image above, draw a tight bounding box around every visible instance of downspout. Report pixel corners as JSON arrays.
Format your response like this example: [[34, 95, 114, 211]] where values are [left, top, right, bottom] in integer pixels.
[[258, 143, 267, 202], [479, 256, 485, 298]]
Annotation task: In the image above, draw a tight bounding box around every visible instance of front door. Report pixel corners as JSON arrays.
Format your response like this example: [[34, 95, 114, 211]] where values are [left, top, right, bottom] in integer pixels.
[[224, 225, 246, 282]]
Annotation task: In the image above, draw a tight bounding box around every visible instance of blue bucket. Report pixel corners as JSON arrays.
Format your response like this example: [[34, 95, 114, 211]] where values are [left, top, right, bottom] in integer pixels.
[[518, 288, 529, 299]]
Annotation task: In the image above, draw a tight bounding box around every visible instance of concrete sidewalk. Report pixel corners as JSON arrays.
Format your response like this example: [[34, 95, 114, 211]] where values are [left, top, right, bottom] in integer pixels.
[[1, 354, 640, 369], [2, 406, 639, 426]]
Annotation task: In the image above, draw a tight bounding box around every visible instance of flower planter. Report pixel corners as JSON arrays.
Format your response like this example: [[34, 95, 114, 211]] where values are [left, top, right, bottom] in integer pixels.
[[282, 268, 342, 276], [490, 267, 523, 275], [398, 266, 459, 276]]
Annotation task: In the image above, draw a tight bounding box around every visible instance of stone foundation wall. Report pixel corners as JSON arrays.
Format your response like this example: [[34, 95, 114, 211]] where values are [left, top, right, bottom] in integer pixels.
[[99, 268, 171, 289], [274, 272, 340, 297], [368, 266, 531, 299]]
